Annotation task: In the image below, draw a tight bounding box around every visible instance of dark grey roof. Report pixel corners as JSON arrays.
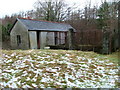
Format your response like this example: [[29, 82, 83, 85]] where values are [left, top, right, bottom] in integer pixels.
[[18, 18, 75, 32]]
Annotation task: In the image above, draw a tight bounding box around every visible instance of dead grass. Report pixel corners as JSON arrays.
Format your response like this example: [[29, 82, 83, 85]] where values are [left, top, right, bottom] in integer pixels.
[[1, 49, 119, 88]]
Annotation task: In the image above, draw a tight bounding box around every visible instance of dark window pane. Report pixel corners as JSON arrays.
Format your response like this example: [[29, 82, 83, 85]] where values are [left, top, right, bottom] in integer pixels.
[[17, 35, 21, 46]]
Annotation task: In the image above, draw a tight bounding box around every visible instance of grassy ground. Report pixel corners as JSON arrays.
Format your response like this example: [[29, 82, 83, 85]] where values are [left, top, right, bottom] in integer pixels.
[[106, 51, 119, 64], [0, 49, 119, 88]]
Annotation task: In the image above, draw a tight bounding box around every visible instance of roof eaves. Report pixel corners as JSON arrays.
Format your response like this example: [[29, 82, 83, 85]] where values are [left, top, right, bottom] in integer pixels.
[[28, 29, 68, 32]]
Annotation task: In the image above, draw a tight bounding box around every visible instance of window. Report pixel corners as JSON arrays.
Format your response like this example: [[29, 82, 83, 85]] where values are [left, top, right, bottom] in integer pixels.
[[17, 35, 21, 46]]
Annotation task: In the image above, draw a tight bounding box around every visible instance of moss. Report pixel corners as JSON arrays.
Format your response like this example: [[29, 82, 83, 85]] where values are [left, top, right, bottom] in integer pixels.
[[21, 77, 26, 83], [26, 80, 34, 86], [15, 71, 23, 77]]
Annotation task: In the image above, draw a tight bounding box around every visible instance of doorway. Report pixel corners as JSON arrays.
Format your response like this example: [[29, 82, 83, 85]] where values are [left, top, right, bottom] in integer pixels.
[[37, 31, 40, 49]]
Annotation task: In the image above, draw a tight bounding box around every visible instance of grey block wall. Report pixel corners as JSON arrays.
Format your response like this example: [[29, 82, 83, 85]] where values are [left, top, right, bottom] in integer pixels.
[[46, 32, 55, 45], [29, 31, 37, 49], [60, 32, 65, 44], [46, 32, 66, 46], [40, 32, 47, 49], [10, 21, 29, 49]]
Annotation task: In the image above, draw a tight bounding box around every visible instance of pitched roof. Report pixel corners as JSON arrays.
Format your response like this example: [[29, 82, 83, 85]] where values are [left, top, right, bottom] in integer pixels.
[[18, 18, 75, 32]]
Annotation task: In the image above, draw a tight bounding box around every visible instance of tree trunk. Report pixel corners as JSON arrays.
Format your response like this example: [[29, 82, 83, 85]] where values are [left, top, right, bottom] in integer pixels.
[[102, 29, 111, 54], [68, 28, 74, 50]]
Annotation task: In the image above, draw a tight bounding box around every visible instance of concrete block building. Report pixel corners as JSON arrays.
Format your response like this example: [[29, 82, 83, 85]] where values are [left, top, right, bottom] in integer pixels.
[[10, 18, 75, 49]]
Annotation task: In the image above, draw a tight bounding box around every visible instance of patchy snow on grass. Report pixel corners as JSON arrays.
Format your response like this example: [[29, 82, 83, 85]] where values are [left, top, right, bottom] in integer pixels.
[[1, 50, 119, 88]]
